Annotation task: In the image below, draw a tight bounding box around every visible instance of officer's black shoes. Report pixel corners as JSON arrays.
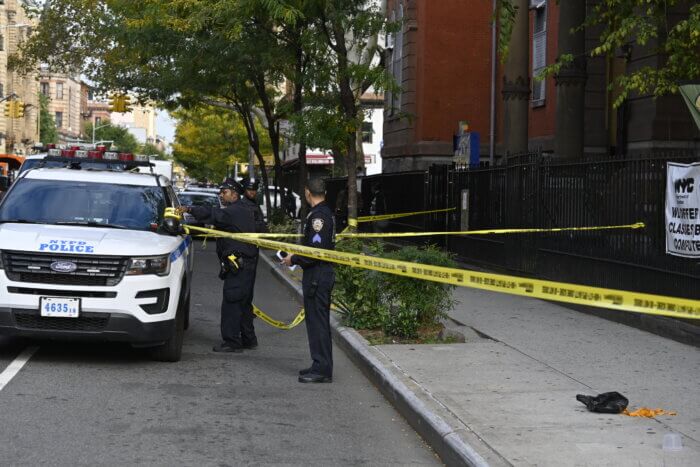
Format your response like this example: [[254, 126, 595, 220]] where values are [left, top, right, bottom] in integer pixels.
[[212, 343, 243, 353], [298, 367, 313, 376], [298, 373, 332, 383], [242, 340, 258, 350]]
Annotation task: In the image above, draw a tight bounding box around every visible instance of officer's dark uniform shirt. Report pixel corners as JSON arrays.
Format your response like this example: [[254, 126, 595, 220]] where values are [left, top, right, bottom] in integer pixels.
[[189, 201, 256, 259], [292, 200, 335, 268], [241, 196, 268, 234]]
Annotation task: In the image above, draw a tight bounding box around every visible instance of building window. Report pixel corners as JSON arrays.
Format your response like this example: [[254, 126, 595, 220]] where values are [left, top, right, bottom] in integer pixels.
[[0, 84, 3, 98], [56, 82, 64, 100], [55, 111, 63, 128], [95, 116, 101, 126], [362, 121, 374, 143], [0, 34, 4, 51], [531, 3, 547, 107], [389, 4, 404, 115], [40, 82, 49, 96]]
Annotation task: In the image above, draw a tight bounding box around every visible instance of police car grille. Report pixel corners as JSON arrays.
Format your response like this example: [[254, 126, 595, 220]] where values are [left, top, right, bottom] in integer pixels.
[[2, 251, 128, 286], [12, 311, 109, 332]]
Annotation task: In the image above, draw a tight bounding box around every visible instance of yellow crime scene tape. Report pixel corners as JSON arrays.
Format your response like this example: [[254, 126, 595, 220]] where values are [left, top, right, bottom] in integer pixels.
[[357, 206, 455, 223], [183, 222, 645, 240], [253, 305, 305, 330], [176, 221, 700, 321]]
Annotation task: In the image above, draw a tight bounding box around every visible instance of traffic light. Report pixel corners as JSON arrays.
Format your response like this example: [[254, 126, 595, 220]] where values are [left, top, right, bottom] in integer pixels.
[[14, 101, 25, 118], [108, 94, 121, 112], [122, 95, 132, 113], [109, 94, 131, 113], [3, 101, 13, 117]]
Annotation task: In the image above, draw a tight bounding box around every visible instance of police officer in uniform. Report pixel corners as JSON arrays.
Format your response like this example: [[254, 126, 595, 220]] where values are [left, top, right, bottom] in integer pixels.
[[241, 178, 267, 234], [238, 178, 268, 349], [180, 179, 258, 353], [282, 178, 335, 383]]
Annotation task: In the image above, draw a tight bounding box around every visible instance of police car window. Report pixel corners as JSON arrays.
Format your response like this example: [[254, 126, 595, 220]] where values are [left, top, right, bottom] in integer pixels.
[[0, 178, 166, 231], [178, 194, 219, 207]]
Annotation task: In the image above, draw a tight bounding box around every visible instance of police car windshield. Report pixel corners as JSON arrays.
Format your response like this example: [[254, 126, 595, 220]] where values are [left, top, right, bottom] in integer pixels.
[[178, 193, 220, 207], [19, 158, 64, 173], [0, 178, 166, 231]]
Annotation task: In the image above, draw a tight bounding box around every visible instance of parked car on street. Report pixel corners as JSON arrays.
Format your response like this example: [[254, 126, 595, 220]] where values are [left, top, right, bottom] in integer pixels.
[[177, 191, 222, 227], [0, 154, 192, 361]]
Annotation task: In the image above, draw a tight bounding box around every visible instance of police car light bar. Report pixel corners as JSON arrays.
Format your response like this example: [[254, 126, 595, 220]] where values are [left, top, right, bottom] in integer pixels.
[[48, 148, 61, 156], [103, 152, 119, 160], [75, 150, 89, 159]]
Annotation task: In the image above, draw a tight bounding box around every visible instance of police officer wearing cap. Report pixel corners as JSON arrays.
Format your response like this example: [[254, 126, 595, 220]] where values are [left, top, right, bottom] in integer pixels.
[[241, 178, 267, 234], [281, 177, 335, 383], [180, 179, 258, 353]]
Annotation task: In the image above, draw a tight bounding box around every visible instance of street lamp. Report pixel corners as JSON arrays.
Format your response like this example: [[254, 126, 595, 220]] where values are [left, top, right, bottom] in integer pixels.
[[92, 122, 111, 143]]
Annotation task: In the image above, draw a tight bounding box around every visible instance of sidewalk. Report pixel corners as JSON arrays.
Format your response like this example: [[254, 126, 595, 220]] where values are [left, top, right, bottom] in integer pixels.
[[262, 252, 700, 466]]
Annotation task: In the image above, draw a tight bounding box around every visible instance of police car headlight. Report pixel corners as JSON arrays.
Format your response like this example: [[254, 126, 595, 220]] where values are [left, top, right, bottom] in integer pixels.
[[126, 255, 170, 277]]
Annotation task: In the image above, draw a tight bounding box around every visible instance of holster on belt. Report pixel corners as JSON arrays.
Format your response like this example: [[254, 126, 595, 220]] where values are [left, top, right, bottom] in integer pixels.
[[219, 253, 242, 279]]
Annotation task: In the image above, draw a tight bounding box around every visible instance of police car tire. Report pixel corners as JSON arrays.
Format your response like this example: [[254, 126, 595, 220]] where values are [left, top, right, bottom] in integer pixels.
[[183, 292, 191, 330], [150, 293, 185, 362]]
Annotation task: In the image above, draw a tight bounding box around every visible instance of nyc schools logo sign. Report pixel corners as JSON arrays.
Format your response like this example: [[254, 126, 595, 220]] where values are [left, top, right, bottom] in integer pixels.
[[666, 163, 700, 258]]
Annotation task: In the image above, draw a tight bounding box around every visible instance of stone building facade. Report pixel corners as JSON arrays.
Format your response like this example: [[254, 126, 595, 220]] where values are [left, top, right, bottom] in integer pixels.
[[0, 0, 40, 155], [38, 67, 83, 142]]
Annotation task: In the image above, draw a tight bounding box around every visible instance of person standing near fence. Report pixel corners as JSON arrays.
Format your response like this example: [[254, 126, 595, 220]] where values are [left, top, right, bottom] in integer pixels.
[[281, 178, 336, 383]]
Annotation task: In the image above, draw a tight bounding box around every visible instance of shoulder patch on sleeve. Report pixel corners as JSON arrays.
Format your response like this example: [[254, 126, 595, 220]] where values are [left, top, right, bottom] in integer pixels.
[[312, 218, 324, 232]]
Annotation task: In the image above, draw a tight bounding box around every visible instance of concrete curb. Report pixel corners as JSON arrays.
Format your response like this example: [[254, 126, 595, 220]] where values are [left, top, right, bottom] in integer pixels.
[[261, 253, 492, 467]]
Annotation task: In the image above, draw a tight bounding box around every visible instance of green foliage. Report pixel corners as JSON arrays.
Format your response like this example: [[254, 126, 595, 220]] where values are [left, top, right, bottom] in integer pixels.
[[140, 142, 167, 159], [332, 238, 389, 330], [268, 208, 298, 234], [84, 120, 139, 153], [503, 0, 700, 106], [333, 240, 457, 339], [171, 105, 255, 182], [381, 245, 458, 338], [38, 94, 58, 145]]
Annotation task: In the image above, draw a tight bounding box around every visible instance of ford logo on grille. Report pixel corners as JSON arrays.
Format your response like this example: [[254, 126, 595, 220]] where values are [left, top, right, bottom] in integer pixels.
[[50, 261, 78, 273]]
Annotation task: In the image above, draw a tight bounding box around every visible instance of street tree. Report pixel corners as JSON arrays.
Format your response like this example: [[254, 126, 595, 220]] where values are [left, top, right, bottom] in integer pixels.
[[84, 121, 139, 153], [38, 94, 58, 145], [171, 105, 258, 183]]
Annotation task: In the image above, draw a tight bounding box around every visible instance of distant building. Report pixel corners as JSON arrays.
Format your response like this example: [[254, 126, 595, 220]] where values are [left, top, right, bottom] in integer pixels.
[[109, 101, 158, 145], [38, 67, 83, 143], [0, 0, 40, 155]]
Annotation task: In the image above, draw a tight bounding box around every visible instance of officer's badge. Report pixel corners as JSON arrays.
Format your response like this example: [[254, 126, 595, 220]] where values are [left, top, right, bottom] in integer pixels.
[[312, 218, 324, 232]]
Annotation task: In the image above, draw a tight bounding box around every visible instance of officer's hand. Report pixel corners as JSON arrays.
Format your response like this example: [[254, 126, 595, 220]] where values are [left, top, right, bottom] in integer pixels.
[[176, 206, 190, 215], [281, 253, 294, 266]]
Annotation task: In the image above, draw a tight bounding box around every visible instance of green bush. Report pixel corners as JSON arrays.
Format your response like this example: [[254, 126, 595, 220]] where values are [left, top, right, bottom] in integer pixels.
[[333, 240, 457, 339], [332, 238, 388, 329], [381, 245, 457, 338], [268, 207, 298, 234]]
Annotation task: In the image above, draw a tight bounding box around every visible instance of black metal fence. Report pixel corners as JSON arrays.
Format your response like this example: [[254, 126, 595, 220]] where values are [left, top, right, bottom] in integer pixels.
[[325, 152, 700, 301]]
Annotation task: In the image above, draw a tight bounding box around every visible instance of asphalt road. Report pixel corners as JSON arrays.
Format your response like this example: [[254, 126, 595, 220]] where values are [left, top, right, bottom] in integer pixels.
[[0, 240, 439, 466]]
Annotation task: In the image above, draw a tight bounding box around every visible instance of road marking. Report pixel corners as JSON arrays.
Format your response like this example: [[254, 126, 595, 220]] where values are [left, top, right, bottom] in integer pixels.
[[0, 346, 38, 392]]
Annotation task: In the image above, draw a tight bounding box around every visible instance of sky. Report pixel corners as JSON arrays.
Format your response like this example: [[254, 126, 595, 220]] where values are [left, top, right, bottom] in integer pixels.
[[155, 110, 177, 151]]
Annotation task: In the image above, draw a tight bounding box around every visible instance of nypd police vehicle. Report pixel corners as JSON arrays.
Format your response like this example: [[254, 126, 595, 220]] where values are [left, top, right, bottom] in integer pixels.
[[0, 149, 192, 361]]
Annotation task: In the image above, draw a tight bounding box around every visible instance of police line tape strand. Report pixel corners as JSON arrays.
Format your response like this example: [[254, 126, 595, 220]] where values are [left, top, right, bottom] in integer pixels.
[[184, 222, 646, 240], [253, 305, 305, 330], [357, 206, 456, 223], [181, 223, 700, 321]]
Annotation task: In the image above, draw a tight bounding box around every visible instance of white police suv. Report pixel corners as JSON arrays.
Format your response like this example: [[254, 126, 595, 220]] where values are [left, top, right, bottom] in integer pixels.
[[0, 152, 192, 361]]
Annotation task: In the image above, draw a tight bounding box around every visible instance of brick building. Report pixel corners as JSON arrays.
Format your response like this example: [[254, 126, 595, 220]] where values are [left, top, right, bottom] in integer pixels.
[[382, 0, 494, 172], [383, 1, 700, 173], [38, 67, 83, 142]]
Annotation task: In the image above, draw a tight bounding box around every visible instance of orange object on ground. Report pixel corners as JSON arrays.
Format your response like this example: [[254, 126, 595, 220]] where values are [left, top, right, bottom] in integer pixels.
[[623, 408, 677, 417]]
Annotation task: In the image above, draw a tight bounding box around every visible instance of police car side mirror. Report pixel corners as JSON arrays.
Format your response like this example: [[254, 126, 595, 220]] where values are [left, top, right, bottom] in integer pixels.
[[161, 217, 183, 236]]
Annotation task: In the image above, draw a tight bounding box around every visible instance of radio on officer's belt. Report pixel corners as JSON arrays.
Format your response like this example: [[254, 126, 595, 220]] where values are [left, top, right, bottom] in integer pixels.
[[277, 250, 297, 271]]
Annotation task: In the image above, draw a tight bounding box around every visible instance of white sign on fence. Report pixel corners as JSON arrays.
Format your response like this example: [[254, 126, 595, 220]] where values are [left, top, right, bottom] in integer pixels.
[[666, 162, 700, 258]]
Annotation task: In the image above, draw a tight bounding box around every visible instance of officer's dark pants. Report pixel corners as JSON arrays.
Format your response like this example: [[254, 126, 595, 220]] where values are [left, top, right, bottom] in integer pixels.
[[241, 255, 258, 346], [302, 264, 335, 377], [221, 262, 256, 347]]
